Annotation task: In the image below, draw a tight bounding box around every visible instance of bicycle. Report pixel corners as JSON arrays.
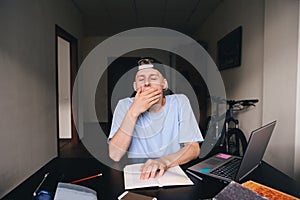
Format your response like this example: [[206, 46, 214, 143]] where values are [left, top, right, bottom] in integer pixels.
[[200, 98, 258, 158]]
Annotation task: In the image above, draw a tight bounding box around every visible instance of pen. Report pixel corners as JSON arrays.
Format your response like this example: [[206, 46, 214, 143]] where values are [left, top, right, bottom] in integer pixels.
[[69, 173, 102, 184], [33, 172, 49, 196], [118, 191, 128, 200]]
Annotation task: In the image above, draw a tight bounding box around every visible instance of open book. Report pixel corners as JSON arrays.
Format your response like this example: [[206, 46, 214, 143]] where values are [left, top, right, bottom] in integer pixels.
[[123, 163, 194, 189]]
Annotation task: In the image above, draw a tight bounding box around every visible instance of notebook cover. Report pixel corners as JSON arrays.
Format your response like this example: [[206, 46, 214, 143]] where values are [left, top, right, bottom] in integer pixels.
[[242, 180, 299, 200], [213, 181, 267, 200]]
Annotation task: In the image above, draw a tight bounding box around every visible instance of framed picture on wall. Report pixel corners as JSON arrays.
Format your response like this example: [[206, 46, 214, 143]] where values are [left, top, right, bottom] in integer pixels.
[[217, 26, 242, 70]]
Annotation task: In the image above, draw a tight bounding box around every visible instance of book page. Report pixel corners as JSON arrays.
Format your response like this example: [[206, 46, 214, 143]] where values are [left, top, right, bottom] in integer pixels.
[[124, 164, 158, 189], [157, 165, 194, 187], [124, 163, 193, 189]]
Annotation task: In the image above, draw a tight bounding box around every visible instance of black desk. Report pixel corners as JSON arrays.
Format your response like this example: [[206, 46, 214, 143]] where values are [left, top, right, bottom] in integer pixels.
[[3, 157, 300, 200]]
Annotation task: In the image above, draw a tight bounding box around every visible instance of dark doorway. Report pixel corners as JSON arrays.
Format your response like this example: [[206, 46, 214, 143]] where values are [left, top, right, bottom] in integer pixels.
[[175, 56, 209, 134], [96, 57, 139, 136]]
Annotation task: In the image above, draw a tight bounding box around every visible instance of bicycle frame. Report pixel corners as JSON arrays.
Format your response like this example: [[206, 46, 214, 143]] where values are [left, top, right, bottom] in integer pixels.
[[204, 98, 258, 156]]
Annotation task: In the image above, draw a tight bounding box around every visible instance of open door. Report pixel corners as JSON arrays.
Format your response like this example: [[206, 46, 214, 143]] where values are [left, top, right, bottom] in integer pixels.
[[55, 25, 79, 156]]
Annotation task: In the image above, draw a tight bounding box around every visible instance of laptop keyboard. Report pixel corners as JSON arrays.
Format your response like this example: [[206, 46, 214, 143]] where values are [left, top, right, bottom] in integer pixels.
[[210, 158, 241, 179]]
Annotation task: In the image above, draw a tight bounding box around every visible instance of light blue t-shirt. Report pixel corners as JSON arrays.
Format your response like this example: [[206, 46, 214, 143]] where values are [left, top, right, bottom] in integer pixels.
[[108, 94, 203, 158]]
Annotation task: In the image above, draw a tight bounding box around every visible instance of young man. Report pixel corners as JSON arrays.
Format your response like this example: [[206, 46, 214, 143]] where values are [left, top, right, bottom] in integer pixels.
[[108, 58, 203, 180]]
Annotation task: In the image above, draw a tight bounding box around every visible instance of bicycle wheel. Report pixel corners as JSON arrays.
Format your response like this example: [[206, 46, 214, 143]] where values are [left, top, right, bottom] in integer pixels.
[[226, 128, 247, 156]]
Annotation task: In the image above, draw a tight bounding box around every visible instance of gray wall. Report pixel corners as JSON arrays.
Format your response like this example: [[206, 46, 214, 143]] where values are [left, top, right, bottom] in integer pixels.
[[0, 0, 83, 198], [263, 0, 300, 181], [195, 0, 300, 181]]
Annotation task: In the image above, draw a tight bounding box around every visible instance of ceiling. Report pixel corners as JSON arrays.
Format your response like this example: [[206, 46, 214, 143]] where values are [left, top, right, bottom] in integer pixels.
[[72, 0, 222, 37]]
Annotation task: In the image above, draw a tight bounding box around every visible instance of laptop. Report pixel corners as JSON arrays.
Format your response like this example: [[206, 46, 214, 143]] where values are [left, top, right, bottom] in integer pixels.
[[187, 121, 276, 182]]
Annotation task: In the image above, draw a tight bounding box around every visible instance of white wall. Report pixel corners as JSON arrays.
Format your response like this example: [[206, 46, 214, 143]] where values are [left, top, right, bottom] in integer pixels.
[[263, 0, 299, 179], [195, 0, 300, 180], [0, 0, 83, 197]]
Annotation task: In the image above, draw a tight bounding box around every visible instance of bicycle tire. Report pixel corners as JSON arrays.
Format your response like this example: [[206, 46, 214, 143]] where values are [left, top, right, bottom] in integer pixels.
[[226, 128, 247, 156]]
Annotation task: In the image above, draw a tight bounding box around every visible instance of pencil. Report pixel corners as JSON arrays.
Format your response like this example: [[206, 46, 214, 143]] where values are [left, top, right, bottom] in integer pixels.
[[69, 173, 102, 184]]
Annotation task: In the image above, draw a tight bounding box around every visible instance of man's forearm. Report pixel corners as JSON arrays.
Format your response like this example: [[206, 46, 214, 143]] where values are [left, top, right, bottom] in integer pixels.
[[109, 108, 138, 161], [160, 142, 200, 168], [139, 142, 200, 180]]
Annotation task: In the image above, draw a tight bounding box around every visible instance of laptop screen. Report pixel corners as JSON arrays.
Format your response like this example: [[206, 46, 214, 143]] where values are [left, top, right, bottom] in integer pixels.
[[236, 121, 276, 181]]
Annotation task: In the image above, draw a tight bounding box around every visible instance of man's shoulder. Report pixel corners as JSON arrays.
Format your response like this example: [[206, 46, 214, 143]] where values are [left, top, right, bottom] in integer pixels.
[[118, 97, 132, 103], [167, 94, 189, 102], [117, 97, 133, 107]]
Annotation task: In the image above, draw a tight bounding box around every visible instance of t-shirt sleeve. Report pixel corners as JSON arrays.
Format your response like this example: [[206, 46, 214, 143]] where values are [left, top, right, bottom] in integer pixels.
[[107, 98, 130, 143], [177, 94, 204, 144]]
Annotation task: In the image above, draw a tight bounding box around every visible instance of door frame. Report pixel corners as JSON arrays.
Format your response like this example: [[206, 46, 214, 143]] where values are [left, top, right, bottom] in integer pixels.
[[55, 25, 79, 156]]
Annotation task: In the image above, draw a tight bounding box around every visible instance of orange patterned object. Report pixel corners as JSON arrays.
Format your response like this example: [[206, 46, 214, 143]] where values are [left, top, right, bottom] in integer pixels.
[[242, 180, 299, 200]]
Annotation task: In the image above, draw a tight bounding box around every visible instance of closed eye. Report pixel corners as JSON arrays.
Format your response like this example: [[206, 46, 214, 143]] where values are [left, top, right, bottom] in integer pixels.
[[137, 75, 145, 81], [150, 75, 159, 80]]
